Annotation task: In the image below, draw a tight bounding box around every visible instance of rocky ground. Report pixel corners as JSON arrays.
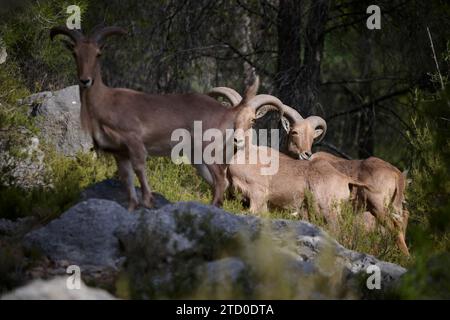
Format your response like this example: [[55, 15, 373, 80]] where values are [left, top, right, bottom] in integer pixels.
[[0, 179, 406, 300]]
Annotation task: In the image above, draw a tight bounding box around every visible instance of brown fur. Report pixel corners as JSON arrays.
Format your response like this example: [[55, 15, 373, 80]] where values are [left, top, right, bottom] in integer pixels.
[[229, 132, 371, 228], [311, 152, 410, 256], [51, 26, 268, 210]]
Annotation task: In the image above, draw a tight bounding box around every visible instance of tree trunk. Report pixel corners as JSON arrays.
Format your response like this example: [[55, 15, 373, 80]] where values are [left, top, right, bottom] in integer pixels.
[[298, 0, 330, 116], [357, 33, 375, 158], [276, 0, 329, 116], [276, 0, 302, 110]]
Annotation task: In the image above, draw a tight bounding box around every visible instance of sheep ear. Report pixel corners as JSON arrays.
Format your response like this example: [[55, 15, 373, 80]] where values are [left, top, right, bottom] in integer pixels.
[[314, 128, 324, 139], [281, 116, 290, 132]]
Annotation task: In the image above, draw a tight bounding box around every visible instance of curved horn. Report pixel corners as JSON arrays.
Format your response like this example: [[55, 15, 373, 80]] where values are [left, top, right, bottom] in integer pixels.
[[306, 116, 327, 142], [50, 26, 83, 43], [246, 94, 284, 115], [281, 104, 304, 124], [90, 26, 127, 44], [207, 87, 243, 107]]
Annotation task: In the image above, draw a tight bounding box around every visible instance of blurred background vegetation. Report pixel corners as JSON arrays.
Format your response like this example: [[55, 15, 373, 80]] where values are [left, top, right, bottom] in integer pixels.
[[0, 0, 449, 298]]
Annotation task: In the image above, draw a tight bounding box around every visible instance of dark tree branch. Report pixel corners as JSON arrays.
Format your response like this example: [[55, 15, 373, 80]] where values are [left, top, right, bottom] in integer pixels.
[[377, 103, 413, 133], [219, 39, 274, 77], [326, 87, 412, 121], [236, 0, 276, 24], [321, 76, 407, 85]]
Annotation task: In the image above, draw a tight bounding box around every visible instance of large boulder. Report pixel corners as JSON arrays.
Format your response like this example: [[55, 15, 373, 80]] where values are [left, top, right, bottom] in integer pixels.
[[23, 85, 92, 156], [120, 202, 406, 299], [23, 197, 406, 299], [1, 277, 116, 300], [24, 199, 137, 270]]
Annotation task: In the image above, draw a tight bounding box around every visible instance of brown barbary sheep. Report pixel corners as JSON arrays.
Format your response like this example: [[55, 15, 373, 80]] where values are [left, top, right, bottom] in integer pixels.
[[50, 26, 284, 211], [229, 127, 371, 227], [310, 152, 410, 256]]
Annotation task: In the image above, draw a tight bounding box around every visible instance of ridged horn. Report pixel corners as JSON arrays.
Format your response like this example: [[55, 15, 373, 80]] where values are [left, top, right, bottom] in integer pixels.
[[50, 26, 83, 43], [207, 87, 243, 107], [306, 116, 327, 142], [281, 104, 304, 123], [246, 94, 284, 115]]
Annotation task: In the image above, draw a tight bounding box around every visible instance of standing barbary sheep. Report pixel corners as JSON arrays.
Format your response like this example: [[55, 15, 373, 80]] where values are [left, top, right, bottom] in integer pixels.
[[50, 26, 284, 210]]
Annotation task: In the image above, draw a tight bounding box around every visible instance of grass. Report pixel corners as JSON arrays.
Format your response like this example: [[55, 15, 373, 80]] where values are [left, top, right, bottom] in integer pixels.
[[0, 149, 409, 266], [144, 158, 408, 266]]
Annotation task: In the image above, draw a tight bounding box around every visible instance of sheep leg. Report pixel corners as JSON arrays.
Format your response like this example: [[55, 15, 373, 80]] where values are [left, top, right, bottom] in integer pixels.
[[206, 164, 227, 207], [114, 155, 139, 211], [249, 198, 267, 214], [129, 143, 154, 209], [368, 197, 410, 256]]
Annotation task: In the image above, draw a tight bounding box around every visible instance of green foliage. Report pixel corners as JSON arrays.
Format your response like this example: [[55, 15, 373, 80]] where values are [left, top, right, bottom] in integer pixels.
[[0, 150, 116, 221], [407, 86, 450, 237], [146, 158, 211, 204], [1, 0, 88, 92], [0, 241, 26, 294], [391, 56, 450, 298], [395, 252, 450, 299]]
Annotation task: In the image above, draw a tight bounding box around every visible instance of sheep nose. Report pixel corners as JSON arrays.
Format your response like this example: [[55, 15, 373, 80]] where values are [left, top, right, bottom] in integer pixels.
[[305, 151, 312, 158], [80, 78, 93, 88]]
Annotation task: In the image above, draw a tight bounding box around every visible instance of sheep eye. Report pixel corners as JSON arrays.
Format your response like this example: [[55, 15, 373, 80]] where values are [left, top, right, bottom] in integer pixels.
[[292, 131, 298, 136]]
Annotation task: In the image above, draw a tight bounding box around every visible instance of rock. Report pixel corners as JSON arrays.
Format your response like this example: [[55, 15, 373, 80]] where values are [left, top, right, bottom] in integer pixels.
[[0, 132, 47, 189], [23, 199, 407, 299], [118, 202, 406, 298], [24, 199, 137, 270], [1, 277, 116, 300], [200, 257, 247, 285], [80, 179, 171, 210], [23, 85, 92, 156], [0, 39, 6, 64]]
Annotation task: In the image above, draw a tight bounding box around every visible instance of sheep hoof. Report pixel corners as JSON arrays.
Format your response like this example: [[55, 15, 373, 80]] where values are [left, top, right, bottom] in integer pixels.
[[142, 195, 155, 209], [128, 199, 140, 212]]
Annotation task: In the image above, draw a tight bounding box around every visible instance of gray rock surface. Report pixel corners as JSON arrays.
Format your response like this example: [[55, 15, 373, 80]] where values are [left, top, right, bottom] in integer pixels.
[[80, 179, 171, 210], [23, 85, 92, 156], [24, 199, 137, 270], [200, 257, 247, 285], [23, 196, 407, 299], [1, 277, 116, 300]]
